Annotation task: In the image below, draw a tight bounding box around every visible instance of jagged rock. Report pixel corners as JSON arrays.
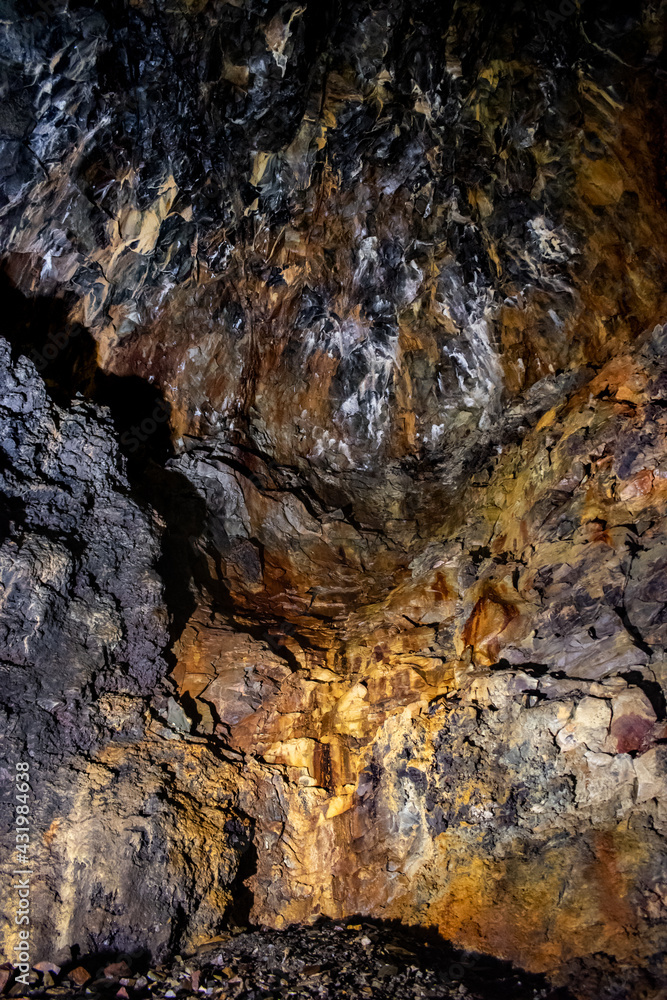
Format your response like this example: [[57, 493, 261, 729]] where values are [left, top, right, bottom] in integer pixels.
[[0, 340, 246, 961], [1, 1, 667, 998], [66, 969, 90, 987]]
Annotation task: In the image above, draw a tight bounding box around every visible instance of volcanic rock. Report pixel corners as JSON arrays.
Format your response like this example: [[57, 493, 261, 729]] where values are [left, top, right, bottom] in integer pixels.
[[1, 1, 667, 998]]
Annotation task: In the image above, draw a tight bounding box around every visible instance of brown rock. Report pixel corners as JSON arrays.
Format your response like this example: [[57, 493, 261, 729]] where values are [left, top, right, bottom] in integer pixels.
[[34, 962, 60, 975], [103, 962, 132, 981], [302, 965, 323, 976], [67, 968, 91, 986]]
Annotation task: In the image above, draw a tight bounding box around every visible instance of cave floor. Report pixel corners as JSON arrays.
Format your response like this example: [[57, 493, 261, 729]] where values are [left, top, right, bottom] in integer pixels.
[[14, 921, 574, 1000]]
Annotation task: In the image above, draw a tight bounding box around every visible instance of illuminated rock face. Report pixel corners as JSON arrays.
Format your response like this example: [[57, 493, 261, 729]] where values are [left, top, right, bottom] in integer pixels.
[[1, 0, 667, 995]]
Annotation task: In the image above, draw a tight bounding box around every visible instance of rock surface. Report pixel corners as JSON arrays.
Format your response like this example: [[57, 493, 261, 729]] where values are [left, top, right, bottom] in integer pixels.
[[0, 337, 249, 958], [1, 1, 667, 998]]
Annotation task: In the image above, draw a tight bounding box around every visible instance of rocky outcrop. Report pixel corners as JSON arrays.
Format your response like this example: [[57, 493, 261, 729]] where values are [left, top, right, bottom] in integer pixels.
[[0, 338, 249, 959], [172, 324, 667, 997], [1, 1, 667, 997]]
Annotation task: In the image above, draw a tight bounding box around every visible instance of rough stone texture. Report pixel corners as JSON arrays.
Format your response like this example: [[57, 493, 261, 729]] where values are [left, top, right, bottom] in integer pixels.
[[0, 920, 578, 999], [0, 339, 247, 961], [1, 1, 667, 998]]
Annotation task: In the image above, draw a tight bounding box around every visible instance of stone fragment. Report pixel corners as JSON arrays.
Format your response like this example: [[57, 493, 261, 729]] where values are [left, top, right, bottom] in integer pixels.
[[167, 696, 192, 733], [556, 696, 611, 752], [303, 964, 322, 976], [377, 963, 399, 977], [68, 967, 91, 986]]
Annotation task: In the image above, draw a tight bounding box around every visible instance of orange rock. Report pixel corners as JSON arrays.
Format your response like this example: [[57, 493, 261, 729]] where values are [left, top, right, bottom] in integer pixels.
[[461, 592, 518, 665], [68, 967, 91, 986], [104, 961, 132, 980]]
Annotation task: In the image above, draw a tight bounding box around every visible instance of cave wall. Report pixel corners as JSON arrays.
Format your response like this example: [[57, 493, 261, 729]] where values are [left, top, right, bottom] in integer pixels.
[[1, 0, 667, 996]]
